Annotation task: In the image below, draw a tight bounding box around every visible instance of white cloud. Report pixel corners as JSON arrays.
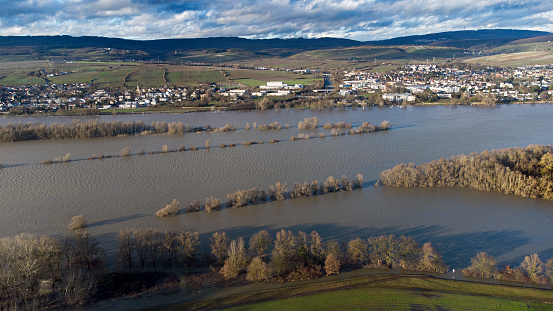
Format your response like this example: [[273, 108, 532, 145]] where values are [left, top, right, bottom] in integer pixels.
[[0, 0, 551, 40]]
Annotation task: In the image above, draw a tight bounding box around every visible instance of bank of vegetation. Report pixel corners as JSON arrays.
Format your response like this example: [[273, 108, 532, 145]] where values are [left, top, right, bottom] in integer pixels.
[[0, 120, 232, 142], [5, 225, 553, 310], [173, 174, 363, 215], [0, 227, 448, 310], [380, 145, 553, 200]]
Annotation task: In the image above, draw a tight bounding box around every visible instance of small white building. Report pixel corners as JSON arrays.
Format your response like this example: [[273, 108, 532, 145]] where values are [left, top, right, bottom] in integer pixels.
[[261, 81, 286, 90], [382, 93, 416, 103]]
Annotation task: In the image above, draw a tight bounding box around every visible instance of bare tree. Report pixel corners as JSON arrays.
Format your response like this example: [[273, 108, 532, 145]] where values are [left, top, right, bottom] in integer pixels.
[[462, 252, 497, 278], [520, 253, 544, 283], [249, 230, 272, 258], [117, 230, 135, 269], [72, 231, 105, 270], [221, 237, 249, 279], [178, 231, 200, 266], [210, 232, 229, 264], [324, 253, 340, 276], [347, 238, 368, 267]]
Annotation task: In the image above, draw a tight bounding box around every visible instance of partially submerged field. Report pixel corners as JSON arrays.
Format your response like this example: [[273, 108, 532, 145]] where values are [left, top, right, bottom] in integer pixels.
[[158, 274, 553, 310]]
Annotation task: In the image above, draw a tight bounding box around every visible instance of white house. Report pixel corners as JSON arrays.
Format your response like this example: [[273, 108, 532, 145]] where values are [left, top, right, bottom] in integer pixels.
[[382, 93, 416, 103]]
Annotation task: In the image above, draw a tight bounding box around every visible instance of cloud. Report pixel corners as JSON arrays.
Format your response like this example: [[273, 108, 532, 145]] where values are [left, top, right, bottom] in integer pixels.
[[0, 0, 551, 40]]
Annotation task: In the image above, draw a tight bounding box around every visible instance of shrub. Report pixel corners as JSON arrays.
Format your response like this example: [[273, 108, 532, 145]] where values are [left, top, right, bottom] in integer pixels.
[[189, 146, 198, 151], [155, 199, 179, 217], [247, 257, 271, 282], [161, 144, 169, 153], [298, 117, 319, 130], [121, 147, 131, 157], [41, 159, 53, 165], [186, 200, 203, 213], [204, 196, 220, 213], [287, 265, 322, 281], [353, 173, 363, 189], [68, 215, 87, 230]]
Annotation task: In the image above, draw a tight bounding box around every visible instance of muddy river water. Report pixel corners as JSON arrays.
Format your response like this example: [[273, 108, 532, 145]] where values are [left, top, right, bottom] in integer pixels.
[[1, 104, 553, 268]]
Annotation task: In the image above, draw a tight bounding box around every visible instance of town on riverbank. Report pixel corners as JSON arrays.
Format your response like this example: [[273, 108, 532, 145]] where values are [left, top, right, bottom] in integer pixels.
[[2, 63, 553, 115]]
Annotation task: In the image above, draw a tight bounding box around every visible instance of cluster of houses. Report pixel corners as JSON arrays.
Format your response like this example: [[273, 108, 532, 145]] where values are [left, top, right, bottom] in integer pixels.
[[339, 64, 553, 103]]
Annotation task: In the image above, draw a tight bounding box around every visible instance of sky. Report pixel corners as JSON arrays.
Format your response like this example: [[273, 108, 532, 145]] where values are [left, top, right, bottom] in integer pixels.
[[0, 0, 552, 41]]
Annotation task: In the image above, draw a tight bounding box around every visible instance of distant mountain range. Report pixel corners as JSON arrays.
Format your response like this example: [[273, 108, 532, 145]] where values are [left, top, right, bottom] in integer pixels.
[[0, 29, 551, 60], [365, 29, 552, 48]]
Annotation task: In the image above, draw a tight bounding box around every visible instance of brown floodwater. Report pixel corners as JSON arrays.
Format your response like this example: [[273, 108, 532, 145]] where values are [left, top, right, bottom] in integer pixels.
[[1, 104, 553, 268]]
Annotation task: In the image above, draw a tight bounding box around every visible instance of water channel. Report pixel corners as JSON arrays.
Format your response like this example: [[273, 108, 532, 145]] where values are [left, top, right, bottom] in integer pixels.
[[1, 104, 553, 268]]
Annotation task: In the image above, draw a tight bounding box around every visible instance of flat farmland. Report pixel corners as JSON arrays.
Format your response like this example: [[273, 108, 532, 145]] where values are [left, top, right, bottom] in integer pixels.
[[225, 68, 322, 86], [125, 65, 166, 87], [164, 65, 227, 86]]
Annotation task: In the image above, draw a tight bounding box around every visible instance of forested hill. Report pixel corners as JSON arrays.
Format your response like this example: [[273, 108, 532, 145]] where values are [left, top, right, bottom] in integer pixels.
[[0, 29, 550, 56], [380, 145, 553, 200], [366, 29, 552, 49], [0, 36, 363, 54]]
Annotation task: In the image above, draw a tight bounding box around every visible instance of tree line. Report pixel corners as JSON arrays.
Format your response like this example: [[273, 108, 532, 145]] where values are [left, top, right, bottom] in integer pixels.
[[0, 120, 228, 142], [5, 226, 553, 309], [379, 145, 553, 200], [159, 174, 364, 216], [0, 228, 447, 309]]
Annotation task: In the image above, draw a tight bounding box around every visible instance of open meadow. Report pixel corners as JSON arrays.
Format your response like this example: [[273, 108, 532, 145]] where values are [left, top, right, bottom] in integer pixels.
[[162, 274, 553, 311]]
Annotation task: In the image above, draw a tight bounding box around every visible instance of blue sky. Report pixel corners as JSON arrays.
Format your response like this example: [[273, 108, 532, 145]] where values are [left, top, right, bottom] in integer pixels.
[[0, 0, 552, 41]]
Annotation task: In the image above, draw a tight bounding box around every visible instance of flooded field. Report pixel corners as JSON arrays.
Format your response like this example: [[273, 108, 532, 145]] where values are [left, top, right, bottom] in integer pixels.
[[1, 104, 553, 268]]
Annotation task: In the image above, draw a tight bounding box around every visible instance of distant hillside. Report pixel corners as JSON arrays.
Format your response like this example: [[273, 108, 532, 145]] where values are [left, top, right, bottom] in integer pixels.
[[0, 36, 363, 58], [367, 29, 552, 49], [0, 29, 550, 61], [508, 35, 553, 45]]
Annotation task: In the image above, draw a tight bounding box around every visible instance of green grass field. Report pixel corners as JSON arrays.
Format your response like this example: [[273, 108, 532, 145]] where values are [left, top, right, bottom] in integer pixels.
[[160, 275, 553, 311], [165, 69, 227, 86]]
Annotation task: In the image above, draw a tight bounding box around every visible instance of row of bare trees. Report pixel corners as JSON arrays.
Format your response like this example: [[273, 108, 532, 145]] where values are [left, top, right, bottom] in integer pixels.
[[179, 174, 363, 214], [117, 229, 199, 270], [210, 230, 448, 282], [0, 120, 218, 142], [380, 145, 553, 200], [463, 252, 553, 284]]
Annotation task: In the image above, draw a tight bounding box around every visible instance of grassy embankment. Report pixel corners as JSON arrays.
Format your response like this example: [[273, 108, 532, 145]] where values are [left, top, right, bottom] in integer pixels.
[[157, 274, 553, 310]]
